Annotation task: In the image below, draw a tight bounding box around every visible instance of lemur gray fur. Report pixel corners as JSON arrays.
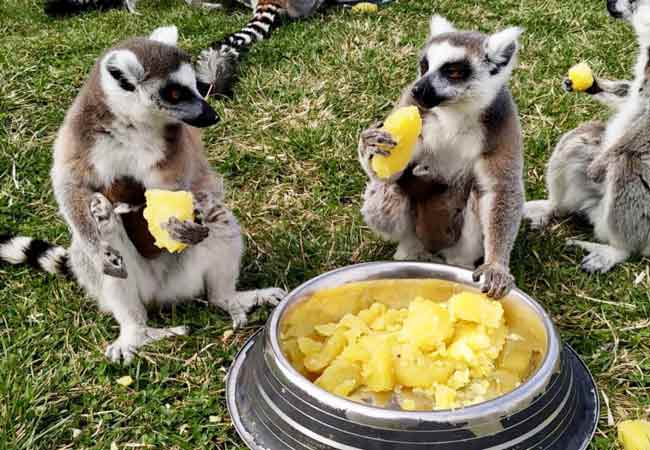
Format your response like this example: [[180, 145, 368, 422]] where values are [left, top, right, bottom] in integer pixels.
[[359, 15, 525, 299], [0, 26, 285, 364], [524, 0, 650, 273]]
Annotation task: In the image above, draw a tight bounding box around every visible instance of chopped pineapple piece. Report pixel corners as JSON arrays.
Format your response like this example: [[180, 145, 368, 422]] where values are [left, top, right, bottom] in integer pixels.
[[449, 292, 504, 328], [304, 331, 347, 372], [315, 359, 363, 397], [371, 106, 422, 179], [297, 337, 323, 356], [618, 420, 650, 450], [361, 335, 396, 392], [497, 339, 533, 377], [435, 385, 457, 410], [400, 297, 453, 351], [567, 63, 594, 93], [351, 2, 378, 13], [142, 190, 195, 253]]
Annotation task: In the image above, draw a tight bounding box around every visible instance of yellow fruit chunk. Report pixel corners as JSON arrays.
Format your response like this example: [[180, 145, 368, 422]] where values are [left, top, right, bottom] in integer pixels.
[[497, 338, 533, 377], [449, 292, 504, 329], [435, 385, 457, 410], [116, 375, 134, 387], [304, 331, 347, 372], [568, 63, 594, 92], [315, 359, 362, 397], [361, 335, 396, 392], [298, 337, 323, 356], [395, 344, 455, 388], [371, 106, 422, 179], [400, 297, 453, 352], [143, 190, 195, 253], [351, 2, 378, 13], [618, 420, 650, 450]]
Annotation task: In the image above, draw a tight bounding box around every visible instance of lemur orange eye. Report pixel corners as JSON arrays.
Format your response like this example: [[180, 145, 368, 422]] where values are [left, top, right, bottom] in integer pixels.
[[169, 89, 181, 101], [441, 61, 471, 82]]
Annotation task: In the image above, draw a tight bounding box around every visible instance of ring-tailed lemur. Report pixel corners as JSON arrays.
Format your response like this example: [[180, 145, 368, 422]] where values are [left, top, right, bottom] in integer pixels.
[[195, 0, 327, 97], [359, 15, 525, 299], [1, 26, 285, 364], [524, 0, 650, 273]]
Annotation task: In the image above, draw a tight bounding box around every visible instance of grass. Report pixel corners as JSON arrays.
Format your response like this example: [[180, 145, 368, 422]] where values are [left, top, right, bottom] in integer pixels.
[[0, 0, 648, 448]]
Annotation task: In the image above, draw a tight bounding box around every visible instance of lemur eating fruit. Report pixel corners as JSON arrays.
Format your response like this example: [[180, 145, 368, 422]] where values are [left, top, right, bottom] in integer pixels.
[[359, 15, 525, 299], [0, 26, 285, 364], [524, 0, 650, 273]]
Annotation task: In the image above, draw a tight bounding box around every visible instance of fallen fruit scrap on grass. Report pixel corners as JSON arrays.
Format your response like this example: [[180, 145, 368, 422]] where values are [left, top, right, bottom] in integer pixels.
[[618, 420, 650, 450]]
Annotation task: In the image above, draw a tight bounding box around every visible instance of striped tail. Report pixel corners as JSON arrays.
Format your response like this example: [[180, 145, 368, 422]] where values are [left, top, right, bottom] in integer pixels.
[[44, 0, 123, 17], [0, 234, 72, 278], [196, 2, 283, 97]]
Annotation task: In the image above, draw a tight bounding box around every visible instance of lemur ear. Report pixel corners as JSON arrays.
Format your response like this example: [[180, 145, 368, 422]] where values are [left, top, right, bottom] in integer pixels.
[[429, 15, 456, 37], [104, 50, 145, 92], [484, 27, 523, 73], [149, 26, 179, 46]]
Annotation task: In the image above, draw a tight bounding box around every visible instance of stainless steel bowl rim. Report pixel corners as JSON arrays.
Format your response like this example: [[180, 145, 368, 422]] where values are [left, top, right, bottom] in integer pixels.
[[267, 262, 562, 424]]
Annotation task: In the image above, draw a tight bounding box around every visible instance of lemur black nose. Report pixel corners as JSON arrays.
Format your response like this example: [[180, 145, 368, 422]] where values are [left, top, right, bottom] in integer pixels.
[[607, 0, 623, 18], [411, 79, 445, 109], [183, 99, 220, 128]]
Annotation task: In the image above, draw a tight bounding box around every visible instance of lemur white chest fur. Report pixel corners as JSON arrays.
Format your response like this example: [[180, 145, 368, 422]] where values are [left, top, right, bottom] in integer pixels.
[[90, 122, 169, 188], [417, 108, 485, 180]]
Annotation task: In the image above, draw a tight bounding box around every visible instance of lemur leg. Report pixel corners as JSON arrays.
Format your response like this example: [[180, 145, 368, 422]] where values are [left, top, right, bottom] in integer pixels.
[[524, 121, 606, 228], [182, 195, 285, 328], [564, 77, 631, 110], [361, 181, 432, 261], [441, 197, 483, 268], [91, 194, 188, 364], [566, 239, 630, 273], [124, 0, 140, 14]]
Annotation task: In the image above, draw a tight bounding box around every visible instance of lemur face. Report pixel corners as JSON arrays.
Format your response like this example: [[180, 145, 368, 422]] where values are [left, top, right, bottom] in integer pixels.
[[100, 26, 219, 128], [607, 0, 647, 19], [411, 16, 522, 112]]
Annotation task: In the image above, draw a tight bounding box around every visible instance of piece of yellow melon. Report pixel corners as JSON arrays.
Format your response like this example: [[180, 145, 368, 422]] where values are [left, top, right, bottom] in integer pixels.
[[400, 297, 453, 352], [371, 106, 422, 179], [449, 292, 504, 328], [142, 190, 195, 253], [618, 420, 650, 450], [567, 63, 594, 92], [315, 359, 363, 397]]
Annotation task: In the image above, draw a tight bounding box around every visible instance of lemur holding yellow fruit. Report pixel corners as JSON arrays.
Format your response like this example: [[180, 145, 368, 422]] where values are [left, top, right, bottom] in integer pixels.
[[524, 0, 650, 273], [359, 15, 525, 299], [0, 26, 285, 363]]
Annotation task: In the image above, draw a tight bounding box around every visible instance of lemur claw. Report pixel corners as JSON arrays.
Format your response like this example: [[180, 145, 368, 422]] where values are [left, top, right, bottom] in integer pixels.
[[163, 217, 210, 245], [472, 263, 514, 299], [360, 128, 396, 157]]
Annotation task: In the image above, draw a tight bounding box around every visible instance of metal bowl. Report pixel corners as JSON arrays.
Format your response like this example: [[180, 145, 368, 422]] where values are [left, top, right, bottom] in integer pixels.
[[226, 262, 599, 450]]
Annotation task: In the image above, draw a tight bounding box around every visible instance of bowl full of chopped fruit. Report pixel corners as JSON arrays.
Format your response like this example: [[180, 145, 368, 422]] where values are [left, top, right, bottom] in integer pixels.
[[225, 262, 599, 450]]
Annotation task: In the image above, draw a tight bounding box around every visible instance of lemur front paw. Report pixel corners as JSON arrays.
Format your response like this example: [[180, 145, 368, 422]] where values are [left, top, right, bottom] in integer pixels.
[[163, 217, 209, 245], [562, 78, 574, 93], [90, 193, 114, 230], [101, 242, 127, 279], [472, 263, 514, 299], [359, 127, 396, 160], [193, 192, 229, 225]]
